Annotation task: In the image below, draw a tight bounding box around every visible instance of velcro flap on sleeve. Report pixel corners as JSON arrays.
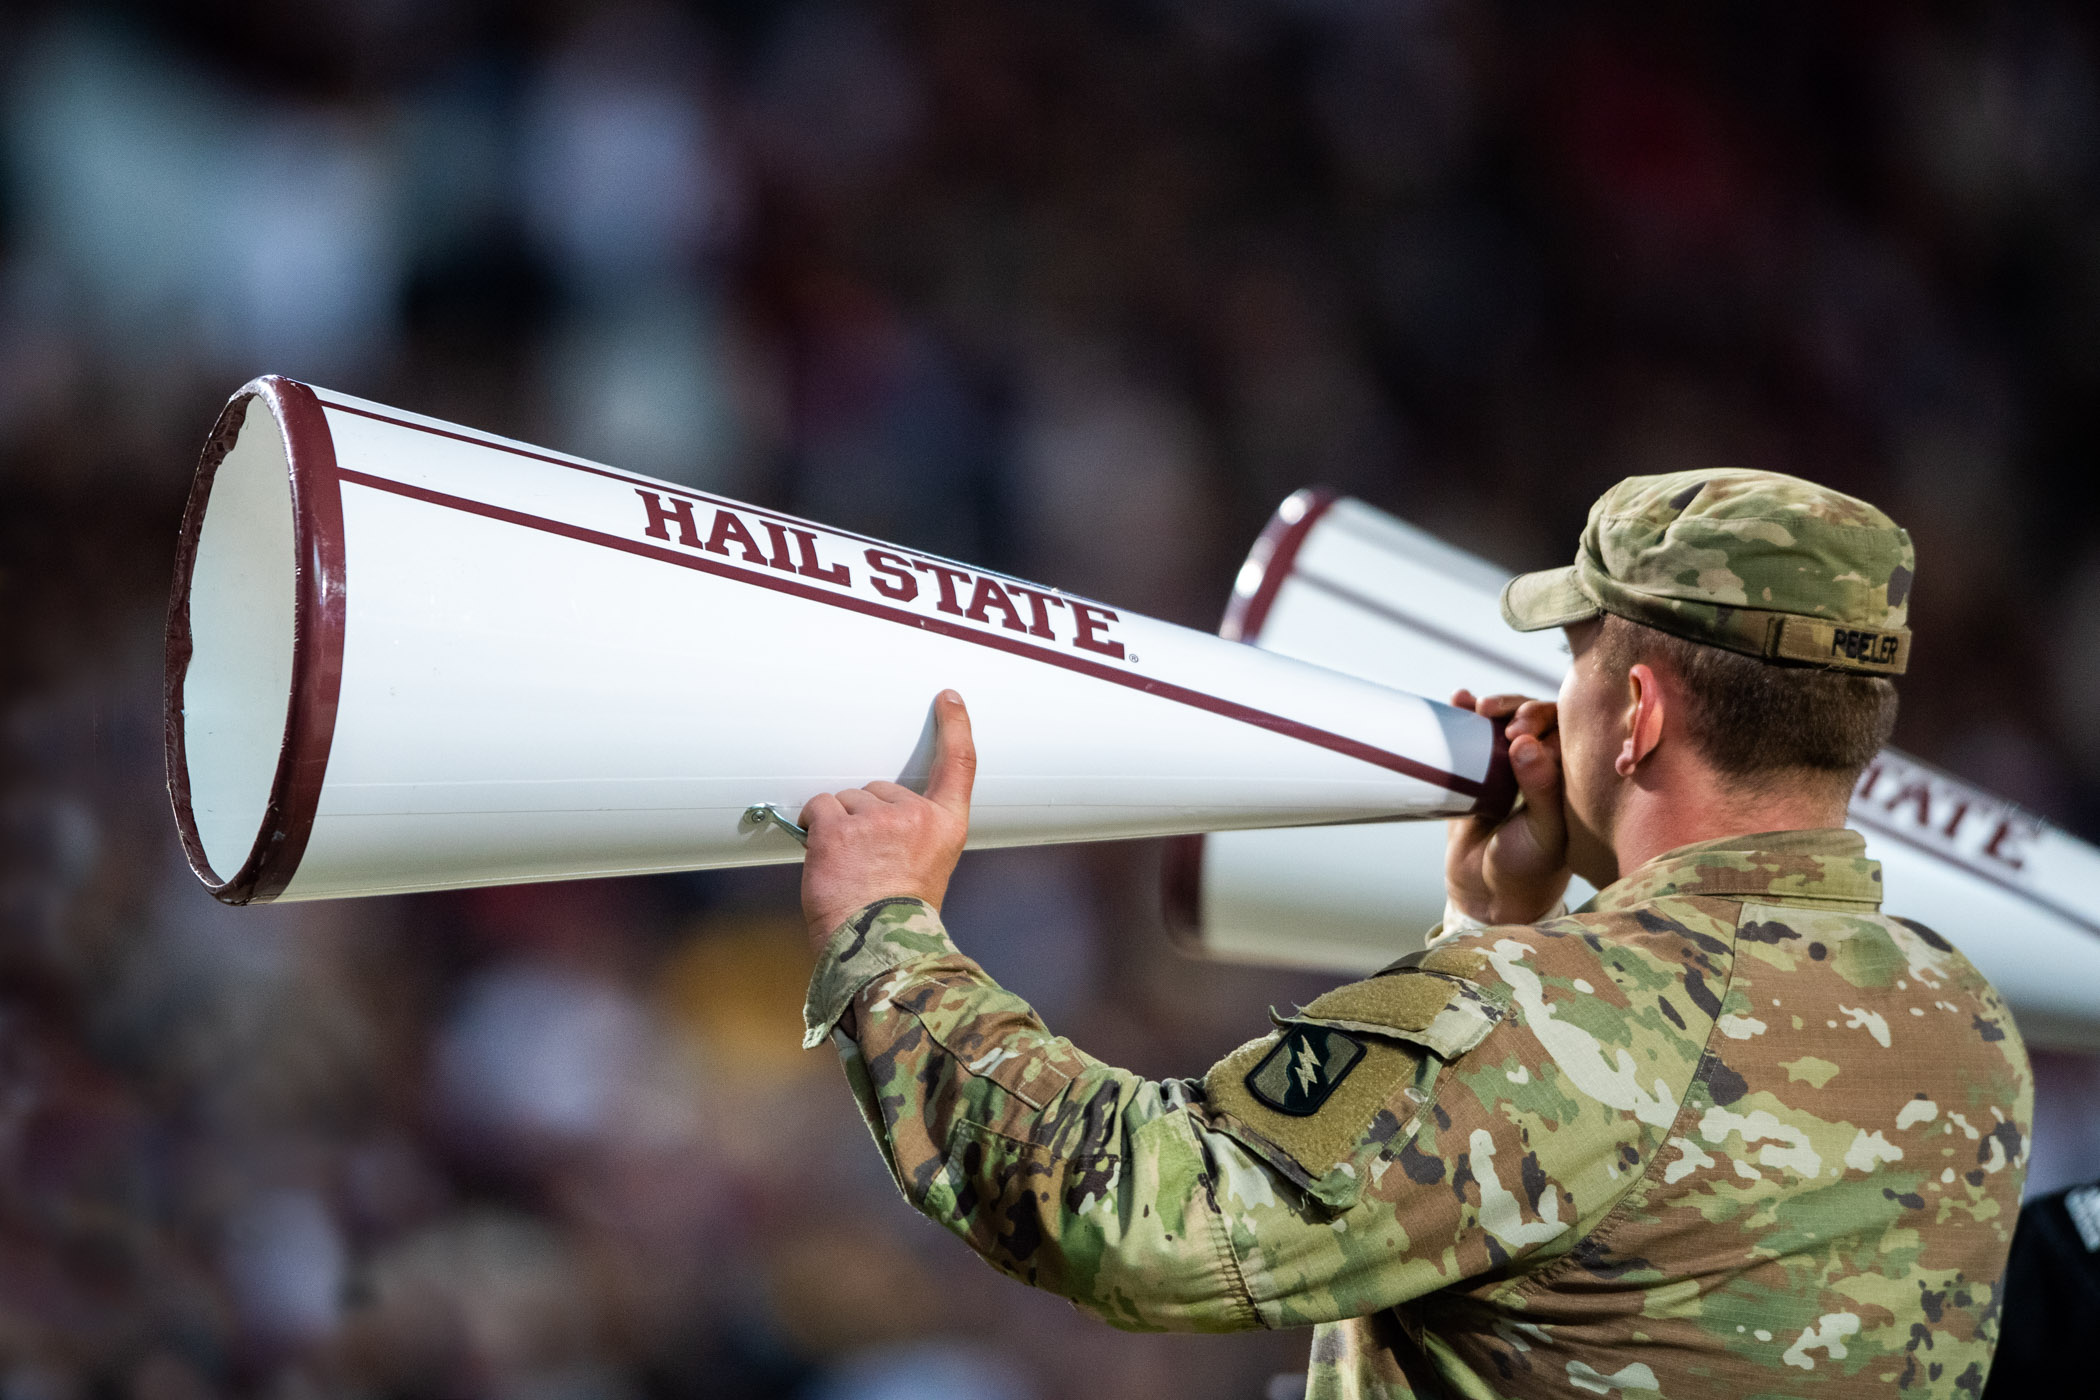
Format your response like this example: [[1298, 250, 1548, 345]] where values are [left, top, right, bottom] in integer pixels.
[[1283, 969, 1505, 1060], [1200, 970, 1503, 1210]]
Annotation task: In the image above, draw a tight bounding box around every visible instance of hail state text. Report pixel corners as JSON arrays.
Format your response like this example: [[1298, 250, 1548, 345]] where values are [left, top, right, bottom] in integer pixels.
[[635, 490, 1127, 660]]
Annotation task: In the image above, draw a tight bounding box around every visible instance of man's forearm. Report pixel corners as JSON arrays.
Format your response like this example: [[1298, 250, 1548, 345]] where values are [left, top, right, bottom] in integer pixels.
[[805, 897, 1263, 1332]]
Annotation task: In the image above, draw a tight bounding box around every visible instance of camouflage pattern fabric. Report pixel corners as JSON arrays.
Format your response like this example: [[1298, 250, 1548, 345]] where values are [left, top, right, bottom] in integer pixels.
[[1500, 471, 1916, 675], [803, 831, 2032, 1399]]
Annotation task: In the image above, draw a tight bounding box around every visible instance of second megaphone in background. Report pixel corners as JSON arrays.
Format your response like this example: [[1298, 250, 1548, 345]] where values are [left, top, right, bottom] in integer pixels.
[[1170, 489, 2100, 1052], [164, 377, 1513, 906]]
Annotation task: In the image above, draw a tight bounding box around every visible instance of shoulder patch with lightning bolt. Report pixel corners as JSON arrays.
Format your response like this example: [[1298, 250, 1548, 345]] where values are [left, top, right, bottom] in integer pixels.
[[1200, 968, 1505, 1208], [1245, 1025, 1366, 1116]]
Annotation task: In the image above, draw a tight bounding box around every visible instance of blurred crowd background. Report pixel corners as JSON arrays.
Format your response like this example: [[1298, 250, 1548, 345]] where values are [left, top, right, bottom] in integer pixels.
[[5, 1, 2100, 1397]]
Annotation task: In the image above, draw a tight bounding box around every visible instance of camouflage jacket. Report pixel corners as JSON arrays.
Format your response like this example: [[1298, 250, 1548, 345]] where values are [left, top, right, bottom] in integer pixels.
[[802, 829, 2033, 1398]]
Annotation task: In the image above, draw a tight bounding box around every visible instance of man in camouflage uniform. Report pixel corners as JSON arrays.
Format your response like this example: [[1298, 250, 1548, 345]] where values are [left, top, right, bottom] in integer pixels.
[[792, 471, 2033, 1398]]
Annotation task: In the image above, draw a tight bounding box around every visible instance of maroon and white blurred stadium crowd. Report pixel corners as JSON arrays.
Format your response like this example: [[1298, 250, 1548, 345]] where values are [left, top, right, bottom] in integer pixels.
[[4, 3, 2100, 1397]]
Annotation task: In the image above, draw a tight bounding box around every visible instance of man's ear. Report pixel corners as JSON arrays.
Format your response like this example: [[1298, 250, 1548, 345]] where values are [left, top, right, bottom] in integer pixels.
[[1614, 662, 1667, 777]]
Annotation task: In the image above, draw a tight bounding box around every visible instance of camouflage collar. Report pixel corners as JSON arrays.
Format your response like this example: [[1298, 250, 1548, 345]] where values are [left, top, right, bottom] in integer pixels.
[[1583, 827, 1884, 912]]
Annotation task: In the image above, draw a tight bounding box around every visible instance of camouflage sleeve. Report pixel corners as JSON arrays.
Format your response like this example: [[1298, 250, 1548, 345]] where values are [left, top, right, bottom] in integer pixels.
[[1190, 935, 1607, 1328], [802, 901, 1639, 1334], [803, 896, 1264, 1332]]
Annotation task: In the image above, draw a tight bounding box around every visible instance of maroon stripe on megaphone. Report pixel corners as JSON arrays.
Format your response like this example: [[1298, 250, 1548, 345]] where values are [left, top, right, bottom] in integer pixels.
[[333, 467, 1494, 803]]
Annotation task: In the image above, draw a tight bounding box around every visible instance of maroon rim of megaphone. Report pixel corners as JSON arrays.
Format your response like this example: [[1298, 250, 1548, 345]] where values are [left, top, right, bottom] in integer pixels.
[[163, 376, 347, 905], [1162, 487, 1519, 950]]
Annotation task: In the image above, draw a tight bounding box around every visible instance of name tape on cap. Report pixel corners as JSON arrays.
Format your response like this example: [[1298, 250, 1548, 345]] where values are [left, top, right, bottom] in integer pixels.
[[1771, 616, 1910, 675]]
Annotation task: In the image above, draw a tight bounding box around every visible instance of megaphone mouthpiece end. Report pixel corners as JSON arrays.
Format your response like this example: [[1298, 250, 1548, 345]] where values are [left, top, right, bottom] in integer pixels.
[[1472, 725, 1520, 826]]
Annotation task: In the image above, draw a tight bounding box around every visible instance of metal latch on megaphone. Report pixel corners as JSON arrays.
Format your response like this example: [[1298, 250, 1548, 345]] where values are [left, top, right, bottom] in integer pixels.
[[742, 803, 808, 846]]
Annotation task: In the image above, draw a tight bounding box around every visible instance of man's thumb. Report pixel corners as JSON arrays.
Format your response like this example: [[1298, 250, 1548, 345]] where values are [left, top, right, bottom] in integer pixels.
[[923, 690, 978, 815]]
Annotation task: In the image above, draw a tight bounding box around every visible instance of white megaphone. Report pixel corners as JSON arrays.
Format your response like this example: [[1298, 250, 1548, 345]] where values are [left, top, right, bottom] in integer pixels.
[[164, 377, 1514, 904], [1169, 489, 2100, 1051]]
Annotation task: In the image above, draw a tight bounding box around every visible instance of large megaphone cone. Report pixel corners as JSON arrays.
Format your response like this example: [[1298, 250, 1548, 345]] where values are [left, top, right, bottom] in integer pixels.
[[165, 377, 1515, 904]]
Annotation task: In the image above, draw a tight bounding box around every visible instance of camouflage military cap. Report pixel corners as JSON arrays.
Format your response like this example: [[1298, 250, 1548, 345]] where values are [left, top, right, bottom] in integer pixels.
[[1501, 469, 1915, 675]]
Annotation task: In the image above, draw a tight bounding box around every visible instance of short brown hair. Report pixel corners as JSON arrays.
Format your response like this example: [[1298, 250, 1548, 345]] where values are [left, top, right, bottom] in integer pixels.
[[1594, 613, 1898, 785]]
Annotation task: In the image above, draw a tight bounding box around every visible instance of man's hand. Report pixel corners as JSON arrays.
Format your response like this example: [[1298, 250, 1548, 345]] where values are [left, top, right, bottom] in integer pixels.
[[1444, 690, 1571, 926], [798, 690, 977, 955]]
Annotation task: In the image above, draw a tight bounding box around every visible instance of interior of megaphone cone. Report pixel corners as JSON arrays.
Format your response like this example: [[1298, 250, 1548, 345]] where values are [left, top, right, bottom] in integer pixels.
[[169, 390, 303, 888]]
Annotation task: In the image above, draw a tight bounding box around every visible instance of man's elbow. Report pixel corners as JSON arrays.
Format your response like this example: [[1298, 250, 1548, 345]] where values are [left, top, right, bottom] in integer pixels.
[[989, 1207, 1260, 1334], [1064, 1247, 1264, 1334]]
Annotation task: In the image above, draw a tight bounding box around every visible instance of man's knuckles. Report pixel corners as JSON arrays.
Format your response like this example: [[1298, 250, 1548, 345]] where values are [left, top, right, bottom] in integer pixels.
[[830, 795, 957, 843]]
